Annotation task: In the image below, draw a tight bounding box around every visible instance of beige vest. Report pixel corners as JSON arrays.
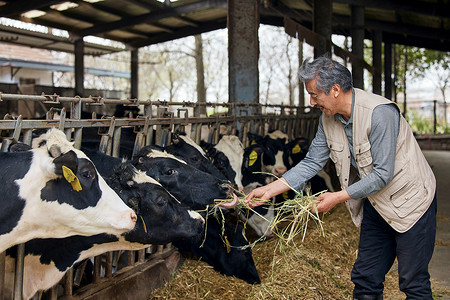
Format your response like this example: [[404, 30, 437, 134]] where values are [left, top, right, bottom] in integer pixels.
[[322, 88, 436, 233]]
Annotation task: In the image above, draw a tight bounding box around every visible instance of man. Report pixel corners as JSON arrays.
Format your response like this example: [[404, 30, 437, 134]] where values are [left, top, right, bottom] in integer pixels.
[[246, 56, 436, 299]]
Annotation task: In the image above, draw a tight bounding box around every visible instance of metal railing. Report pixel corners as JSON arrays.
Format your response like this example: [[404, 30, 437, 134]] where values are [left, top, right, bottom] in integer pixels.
[[0, 93, 321, 299]]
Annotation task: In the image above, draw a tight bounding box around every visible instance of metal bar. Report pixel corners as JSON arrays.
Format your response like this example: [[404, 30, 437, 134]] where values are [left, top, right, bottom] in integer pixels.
[[127, 251, 135, 266], [93, 256, 101, 284], [13, 244, 25, 300], [138, 249, 146, 263], [0, 252, 5, 300], [49, 286, 58, 300], [64, 269, 73, 296], [105, 252, 113, 278]]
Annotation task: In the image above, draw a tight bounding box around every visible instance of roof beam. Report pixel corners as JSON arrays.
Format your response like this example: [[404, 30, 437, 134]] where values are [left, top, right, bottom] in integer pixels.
[[383, 32, 450, 52], [127, 19, 226, 48], [0, 0, 63, 18], [330, 13, 450, 43], [71, 0, 226, 38], [333, 0, 449, 19]]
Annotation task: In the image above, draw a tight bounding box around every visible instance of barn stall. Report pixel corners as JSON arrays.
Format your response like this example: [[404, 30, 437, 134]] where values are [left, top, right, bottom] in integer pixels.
[[0, 93, 320, 299]]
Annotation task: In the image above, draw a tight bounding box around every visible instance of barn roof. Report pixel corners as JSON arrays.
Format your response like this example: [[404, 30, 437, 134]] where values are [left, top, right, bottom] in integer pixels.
[[0, 0, 448, 55]]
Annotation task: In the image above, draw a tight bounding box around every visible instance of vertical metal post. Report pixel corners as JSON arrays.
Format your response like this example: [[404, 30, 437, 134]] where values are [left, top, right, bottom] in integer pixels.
[[0, 252, 5, 300], [13, 244, 25, 300], [372, 31, 382, 95], [434, 100, 437, 134], [64, 269, 73, 296], [351, 5, 365, 89], [72, 97, 83, 149], [384, 42, 393, 100], [228, 0, 259, 107], [93, 256, 101, 283], [74, 39, 85, 97], [105, 252, 113, 278], [313, 0, 332, 57], [131, 49, 139, 99]]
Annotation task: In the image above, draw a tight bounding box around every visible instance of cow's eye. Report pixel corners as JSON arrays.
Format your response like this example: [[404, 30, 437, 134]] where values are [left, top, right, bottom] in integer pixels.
[[191, 157, 199, 162], [156, 196, 167, 207], [81, 170, 93, 179], [164, 168, 176, 176]]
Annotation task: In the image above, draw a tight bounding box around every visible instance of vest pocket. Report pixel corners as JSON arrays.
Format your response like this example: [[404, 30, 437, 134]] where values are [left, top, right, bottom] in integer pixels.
[[329, 141, 344, 175], [390, 182, 420, 208], [355, 141, 372, 166], [384, 163, 427, 219]]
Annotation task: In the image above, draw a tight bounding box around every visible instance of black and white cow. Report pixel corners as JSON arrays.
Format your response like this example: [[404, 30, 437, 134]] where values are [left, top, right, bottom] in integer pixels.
[[241, 143, 281, 238], [132, 146, 231, 211], [4, 158, 204, 299], [248, 130, 289, 177], [241, 134, 333, 238], [200, 135, 245, 190], [132, 144, 260, 284], [283, 136, 334, 194], [165, 132, 229, 182], [0, 128, 137, 253]]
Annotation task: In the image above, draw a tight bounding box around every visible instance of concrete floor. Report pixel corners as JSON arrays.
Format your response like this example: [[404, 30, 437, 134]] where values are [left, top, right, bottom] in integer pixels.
[[423, 151, 450, 296]]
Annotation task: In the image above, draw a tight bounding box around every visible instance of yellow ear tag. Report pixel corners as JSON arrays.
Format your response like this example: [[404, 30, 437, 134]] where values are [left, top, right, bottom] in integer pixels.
[[62, 165, 82, 192], [250, 140, 257, 145], [248, 150, 257, 167], [292, 144, 301, 154], [224, 235, 231, 253], [282, 191, 289, 199]]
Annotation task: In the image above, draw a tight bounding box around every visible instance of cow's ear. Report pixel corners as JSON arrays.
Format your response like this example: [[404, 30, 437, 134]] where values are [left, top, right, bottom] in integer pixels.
[[9, 142, 32, 152], [53, 150, 78, 176]]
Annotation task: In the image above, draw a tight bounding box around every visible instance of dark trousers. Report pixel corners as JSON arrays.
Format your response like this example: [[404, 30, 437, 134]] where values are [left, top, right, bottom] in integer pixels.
[[351, 195, 437, 300]]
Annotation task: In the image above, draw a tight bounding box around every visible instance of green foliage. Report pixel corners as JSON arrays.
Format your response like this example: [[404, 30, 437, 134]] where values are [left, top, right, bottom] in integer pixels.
[[407, 111, 434, 134], [407, 110, 450, 134]]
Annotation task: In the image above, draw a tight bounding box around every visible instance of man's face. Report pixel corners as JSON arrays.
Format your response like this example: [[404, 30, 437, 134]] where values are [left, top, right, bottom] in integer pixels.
[[305, 79, 335, 116]]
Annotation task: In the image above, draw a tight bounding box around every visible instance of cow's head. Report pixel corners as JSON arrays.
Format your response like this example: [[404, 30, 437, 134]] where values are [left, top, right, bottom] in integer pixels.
[[132, 146, 231, 211], [200, 140, 238, 189], [166, 133, 228, 181], [29, 128, 137, 236], [262, 130, 289, 176], [242, 144, 275, 186], [213, 135, 244, 190], [107, 162, 204, 244], [283, 137, 309, 169]]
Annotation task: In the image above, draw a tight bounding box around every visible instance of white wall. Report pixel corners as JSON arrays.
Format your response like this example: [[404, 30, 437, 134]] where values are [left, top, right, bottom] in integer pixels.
[[0, 66, 53, 85]]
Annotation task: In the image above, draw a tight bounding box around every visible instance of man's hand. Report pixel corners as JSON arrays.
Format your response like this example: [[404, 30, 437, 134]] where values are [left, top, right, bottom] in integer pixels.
[[315, 190, 351, 213], [245, 185, 272, 208], [245, 178, 291, 208]]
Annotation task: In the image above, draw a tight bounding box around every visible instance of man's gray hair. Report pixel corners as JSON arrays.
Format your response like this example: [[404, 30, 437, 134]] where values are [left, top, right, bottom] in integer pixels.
[[299, 56, 353, 94]]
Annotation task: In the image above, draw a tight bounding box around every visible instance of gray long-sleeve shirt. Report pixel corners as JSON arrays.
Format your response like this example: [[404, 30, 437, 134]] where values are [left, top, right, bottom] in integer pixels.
[[283, 91, 400, 200]]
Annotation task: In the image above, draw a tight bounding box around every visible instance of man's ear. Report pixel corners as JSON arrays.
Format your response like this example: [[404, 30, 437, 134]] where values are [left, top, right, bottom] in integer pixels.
[[332, 84, 341, 97]]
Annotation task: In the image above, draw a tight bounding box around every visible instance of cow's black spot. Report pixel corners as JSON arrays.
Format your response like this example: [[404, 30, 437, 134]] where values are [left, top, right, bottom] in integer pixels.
[[0, 151, 32, 235], [40, 158, 101, 209], [7, 234, 118, 272]]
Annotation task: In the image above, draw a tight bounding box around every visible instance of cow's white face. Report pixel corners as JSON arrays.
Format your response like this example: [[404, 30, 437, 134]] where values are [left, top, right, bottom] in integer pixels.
[[263, 130, 289, 177], [0, 128, 137, 253], [215, 135, 244, 189], [17, 147, 136, 237]]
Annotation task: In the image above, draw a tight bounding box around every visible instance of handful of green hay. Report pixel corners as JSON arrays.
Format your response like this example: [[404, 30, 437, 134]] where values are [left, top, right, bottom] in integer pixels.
[[269, 190, 325, 244], [213, 177, 326, 247]]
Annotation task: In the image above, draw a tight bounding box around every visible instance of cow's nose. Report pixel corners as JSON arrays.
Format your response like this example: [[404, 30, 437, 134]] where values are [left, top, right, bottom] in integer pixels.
[[219, 182, 232, 195], [274, 167, 287, 176], [130, 210, 138, 223]]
